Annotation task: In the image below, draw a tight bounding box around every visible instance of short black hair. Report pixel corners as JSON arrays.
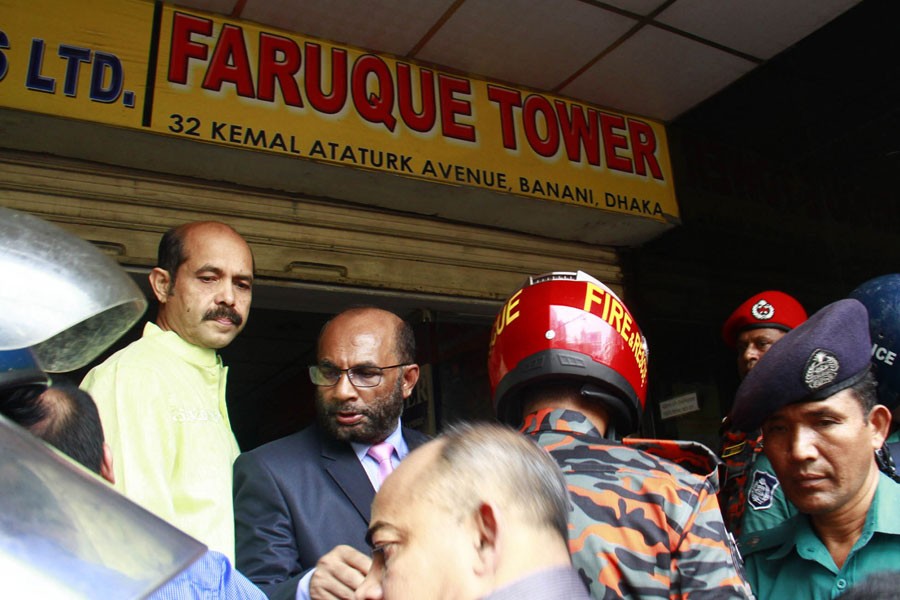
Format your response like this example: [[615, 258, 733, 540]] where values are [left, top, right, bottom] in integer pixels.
[[0, 384, 46, 430], [0, 381, 105, 474], [850, 369, 878, 419], [395, 317, 416, 364], [156, 224, 190, 289]]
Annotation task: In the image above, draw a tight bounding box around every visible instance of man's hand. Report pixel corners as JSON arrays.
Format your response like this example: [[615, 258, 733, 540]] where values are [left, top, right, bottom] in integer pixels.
[[309, 545, 372, 600]]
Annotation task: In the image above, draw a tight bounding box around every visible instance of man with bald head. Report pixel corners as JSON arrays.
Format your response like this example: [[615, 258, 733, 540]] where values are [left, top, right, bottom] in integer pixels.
[[356, 422, 590, 600], [234, 307, 430, 600], [82, 221, 255, 560]]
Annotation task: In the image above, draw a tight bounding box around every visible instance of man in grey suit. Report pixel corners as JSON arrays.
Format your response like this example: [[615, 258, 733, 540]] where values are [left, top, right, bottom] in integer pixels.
[[234, 307, 430, 600]]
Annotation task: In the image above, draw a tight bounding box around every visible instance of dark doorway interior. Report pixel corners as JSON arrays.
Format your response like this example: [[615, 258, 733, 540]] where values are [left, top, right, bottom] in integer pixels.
[[67, 274, 496, 452]]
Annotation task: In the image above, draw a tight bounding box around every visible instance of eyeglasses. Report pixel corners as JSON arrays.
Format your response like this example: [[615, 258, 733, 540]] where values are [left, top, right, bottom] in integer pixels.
[[308, 363, 411, 388]]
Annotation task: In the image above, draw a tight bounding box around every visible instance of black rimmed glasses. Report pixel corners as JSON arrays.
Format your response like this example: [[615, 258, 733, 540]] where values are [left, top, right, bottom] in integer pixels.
[[308, 363, 411, 388]]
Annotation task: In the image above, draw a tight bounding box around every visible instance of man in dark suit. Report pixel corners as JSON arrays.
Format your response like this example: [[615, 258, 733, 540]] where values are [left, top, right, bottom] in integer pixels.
[[234, 307, 430, 600]]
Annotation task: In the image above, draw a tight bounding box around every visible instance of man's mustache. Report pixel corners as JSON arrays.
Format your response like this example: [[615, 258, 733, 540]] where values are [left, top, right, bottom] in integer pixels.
[[325, 402, 371, 417], [203, 306, 243, 326]]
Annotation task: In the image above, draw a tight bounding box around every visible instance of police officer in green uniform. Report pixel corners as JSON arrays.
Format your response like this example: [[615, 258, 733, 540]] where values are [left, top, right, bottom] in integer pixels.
[[731, 299, 900, 600], [737, 276, 900, 541]]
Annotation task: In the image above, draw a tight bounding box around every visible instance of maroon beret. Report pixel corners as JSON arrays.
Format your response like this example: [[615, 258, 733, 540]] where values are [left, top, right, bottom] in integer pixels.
[[730, 299, 872, 432], [722, 291, 808, 348]]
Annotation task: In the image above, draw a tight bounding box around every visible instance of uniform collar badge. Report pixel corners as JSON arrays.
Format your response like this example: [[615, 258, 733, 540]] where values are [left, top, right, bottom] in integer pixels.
[[748, 470, 780, 511]]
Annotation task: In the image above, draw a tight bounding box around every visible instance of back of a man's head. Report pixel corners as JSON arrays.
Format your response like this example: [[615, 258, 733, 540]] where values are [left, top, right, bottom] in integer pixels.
[[359, 421, 575, 600], [426, 422, 571, 542], [0, 382, 105, 475], [488, 271, 648, 438]]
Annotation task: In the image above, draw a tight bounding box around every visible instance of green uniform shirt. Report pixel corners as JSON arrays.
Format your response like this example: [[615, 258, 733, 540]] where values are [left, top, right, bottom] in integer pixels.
[[741, 472, 900, 600]]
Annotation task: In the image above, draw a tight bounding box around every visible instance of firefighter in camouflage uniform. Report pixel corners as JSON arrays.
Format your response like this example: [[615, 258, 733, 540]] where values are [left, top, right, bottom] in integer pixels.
[[488, 271, 753, 600]]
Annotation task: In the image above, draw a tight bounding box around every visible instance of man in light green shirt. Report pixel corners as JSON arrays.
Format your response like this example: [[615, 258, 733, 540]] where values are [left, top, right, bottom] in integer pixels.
[[82, 221, 254, 562], [731, 299, 900, 600]]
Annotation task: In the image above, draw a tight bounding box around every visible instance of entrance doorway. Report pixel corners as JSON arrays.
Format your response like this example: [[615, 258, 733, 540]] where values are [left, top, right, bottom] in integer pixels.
[[69, 271, 499, 451]]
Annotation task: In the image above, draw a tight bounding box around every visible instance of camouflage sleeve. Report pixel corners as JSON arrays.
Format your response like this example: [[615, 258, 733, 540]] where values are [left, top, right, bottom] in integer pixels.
[[672, 480, 755, 599], [625, 438, 723, 488], [563, 444, 752, 599]]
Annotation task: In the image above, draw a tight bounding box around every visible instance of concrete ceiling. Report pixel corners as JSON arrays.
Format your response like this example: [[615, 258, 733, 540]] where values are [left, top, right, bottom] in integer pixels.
[[174, 0, 863, 122]]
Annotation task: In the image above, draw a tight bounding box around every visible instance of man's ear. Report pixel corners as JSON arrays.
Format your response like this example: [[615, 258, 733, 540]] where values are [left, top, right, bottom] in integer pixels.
[[868, 404, 892, 448], [472, 502, 500, 576], [100, 442, 116, 485], [149, 267, 172, 303], [400, 364, 420, 399]]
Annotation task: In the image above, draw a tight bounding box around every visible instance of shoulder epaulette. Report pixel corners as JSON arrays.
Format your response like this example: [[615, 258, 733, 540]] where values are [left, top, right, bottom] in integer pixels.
[[738, 519, 795, 556], [624, 437, 722, 485]]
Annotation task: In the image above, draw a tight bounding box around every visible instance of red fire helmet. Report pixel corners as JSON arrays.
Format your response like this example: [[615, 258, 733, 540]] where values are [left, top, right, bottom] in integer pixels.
[[488, 271, 649, 434]]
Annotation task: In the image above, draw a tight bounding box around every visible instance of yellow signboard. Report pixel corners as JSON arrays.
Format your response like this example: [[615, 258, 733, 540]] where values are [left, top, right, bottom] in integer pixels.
[[0, 0, 151, 128], [0, 0, 678, 222]]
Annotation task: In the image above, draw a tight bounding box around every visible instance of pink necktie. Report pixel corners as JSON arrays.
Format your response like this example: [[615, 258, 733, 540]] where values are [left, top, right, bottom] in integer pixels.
[[367, 442, 395, 487]]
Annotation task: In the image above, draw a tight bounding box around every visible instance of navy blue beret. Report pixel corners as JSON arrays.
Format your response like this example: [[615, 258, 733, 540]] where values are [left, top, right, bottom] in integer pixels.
[[730, 298, 872, 431]]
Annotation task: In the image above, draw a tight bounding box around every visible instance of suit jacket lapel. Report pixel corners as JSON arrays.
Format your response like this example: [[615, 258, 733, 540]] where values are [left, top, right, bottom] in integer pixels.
[[319, 428, 376, 523], [403, 426, 431, 451]]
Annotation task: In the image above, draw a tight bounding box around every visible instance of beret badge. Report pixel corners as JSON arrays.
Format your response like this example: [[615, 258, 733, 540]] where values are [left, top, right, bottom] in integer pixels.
[[750, 299, 775, 320], [731, 299, 870, 431], [804, 349, 840, 391]]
